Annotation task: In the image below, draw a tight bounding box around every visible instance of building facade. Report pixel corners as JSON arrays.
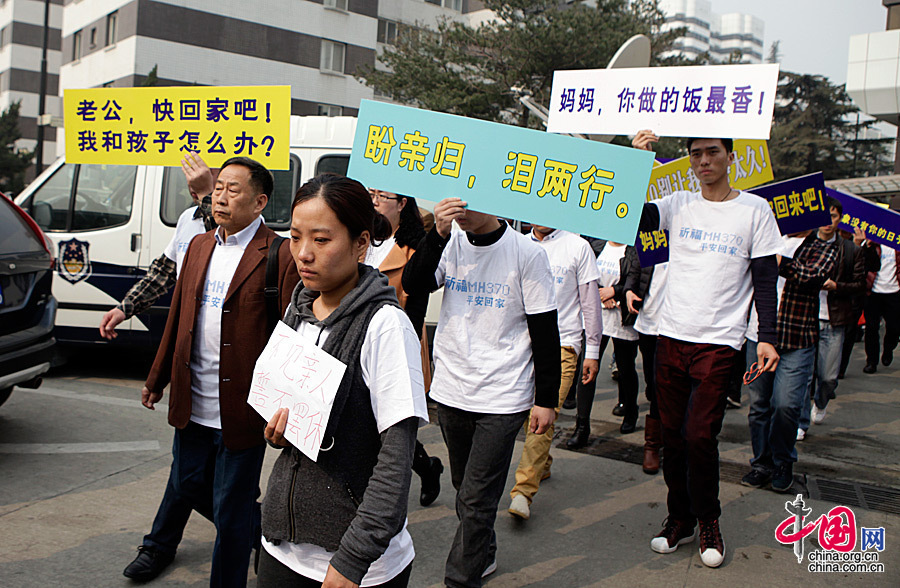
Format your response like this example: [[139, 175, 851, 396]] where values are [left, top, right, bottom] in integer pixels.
[[52, 0, 476, 156], [0, 0, 62, 171], [659, 0, 764, 64]]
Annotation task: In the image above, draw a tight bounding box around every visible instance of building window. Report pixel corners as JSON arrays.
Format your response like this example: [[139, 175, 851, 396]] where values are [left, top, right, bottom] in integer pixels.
[[324, 0, 348, 11], [317, 104, 343, 117], [443, 0, 462, 11], [425, 0, 440, 5], [73, 30, 83, 61], [106, 11, 118, 46], [377, 19, 398, 45], [320, 40, 345, 74], [0, 26, 6, 47], [89, 27, 97, 48]]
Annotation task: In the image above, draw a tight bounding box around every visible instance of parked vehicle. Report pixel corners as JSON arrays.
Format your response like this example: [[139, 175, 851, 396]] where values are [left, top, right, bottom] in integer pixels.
[[15, 116, 357, 349], [0, 192, 57, 407]]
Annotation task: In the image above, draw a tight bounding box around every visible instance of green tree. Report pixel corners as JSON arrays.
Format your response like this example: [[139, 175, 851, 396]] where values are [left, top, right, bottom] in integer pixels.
[[769, 70, 892, 180], [0, 102, 34, 195], [361, 0, 682, 128], [141, 64, 159, 87]]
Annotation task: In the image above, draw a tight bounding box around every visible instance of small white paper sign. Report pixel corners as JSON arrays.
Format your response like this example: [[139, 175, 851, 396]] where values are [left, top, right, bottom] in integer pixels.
[[247, 321, 347, 461], [547, 63, 780, 139]]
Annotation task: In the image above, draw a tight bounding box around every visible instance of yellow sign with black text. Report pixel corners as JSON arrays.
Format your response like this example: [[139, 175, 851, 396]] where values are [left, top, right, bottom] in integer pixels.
[[64, 86, 291, 169], [646, 139, 773, 201]]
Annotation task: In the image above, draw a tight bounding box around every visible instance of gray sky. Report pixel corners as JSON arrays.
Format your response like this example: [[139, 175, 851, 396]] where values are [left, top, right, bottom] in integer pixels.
[[712, 0, 886, 84]]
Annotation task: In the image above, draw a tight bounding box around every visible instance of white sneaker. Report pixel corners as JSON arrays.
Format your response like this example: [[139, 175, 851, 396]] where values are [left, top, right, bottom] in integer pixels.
[[482, 559, 497, 577], [811, 404, 826, 424], [796, 428, 806, 441], [508, 494, 530, 520]]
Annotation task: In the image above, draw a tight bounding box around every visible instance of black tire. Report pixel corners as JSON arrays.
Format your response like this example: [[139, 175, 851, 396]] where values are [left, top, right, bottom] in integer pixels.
[[0, 387, 12, 407]]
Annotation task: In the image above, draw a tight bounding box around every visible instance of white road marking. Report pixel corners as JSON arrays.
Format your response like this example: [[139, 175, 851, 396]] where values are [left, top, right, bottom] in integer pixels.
[[19, 386, 167, 410], [0, 441, 161, 454]]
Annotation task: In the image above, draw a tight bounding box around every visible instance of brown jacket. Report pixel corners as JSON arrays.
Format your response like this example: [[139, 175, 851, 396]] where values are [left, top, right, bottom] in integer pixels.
[[145, 223, 300, 450]]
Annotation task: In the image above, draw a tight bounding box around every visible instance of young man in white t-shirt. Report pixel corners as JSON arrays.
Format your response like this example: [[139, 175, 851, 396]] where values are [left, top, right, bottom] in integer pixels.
[[633, 131, 782, 569], [507, 226, 602, 521], [402, 198, 560, 587]]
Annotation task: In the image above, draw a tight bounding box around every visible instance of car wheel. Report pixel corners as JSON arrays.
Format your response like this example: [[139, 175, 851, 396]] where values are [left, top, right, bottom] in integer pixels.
[[0, 387, 11, 407]]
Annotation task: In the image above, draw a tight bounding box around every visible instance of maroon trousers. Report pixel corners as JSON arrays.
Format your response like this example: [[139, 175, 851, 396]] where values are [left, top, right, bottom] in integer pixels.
[[655, 336, 739, 523]]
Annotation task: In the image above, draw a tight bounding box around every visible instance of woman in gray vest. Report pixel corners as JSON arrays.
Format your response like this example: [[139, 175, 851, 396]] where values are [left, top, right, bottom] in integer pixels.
[[258, 174, 429, 587]]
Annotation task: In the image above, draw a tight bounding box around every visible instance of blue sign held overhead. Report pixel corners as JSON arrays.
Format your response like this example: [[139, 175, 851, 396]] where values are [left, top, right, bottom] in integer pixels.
[[347, 100, 655, 245]]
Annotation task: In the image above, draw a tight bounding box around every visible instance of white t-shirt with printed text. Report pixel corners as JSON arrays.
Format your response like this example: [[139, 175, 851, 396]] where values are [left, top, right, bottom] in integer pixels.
[[263, 304, 428, 586], [430, 227, 557, 414], [530, 229, 599, 356], [634, 262, 669, 337], [163, 206, 208, 277], [655, 190, 782, 350], [189, 217, 262, 428]]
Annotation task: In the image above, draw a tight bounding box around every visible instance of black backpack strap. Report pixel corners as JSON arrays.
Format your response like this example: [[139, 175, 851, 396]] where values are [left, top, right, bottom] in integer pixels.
[[265, 235, 286, 333]]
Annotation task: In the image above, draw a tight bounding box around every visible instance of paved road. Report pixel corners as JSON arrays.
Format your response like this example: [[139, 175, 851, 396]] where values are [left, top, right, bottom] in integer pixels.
[[0, 345, 897, 587]]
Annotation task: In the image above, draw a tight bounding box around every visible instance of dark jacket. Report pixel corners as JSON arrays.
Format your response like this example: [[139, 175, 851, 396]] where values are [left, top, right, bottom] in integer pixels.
[[586, 237, 639, 328], [144, 222, 300, 450], [826, 237, 865, 326]]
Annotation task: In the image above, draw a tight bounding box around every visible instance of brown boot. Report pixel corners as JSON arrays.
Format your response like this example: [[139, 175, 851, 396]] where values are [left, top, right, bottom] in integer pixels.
[[643, 416, 662, 475]]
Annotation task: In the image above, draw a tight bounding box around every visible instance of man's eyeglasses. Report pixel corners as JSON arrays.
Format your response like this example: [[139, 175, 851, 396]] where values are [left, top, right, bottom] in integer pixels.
[[369, 190, 402, 202]]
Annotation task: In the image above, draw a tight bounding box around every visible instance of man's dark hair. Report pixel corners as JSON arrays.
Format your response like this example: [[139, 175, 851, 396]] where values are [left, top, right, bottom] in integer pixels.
[[827, 196, 843, 217], [686, 138, 734, 153], [220, 156, 274, 198]]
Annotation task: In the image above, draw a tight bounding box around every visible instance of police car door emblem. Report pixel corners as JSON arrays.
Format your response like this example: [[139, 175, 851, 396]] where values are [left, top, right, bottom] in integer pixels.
[[58, 238, 92, 284]]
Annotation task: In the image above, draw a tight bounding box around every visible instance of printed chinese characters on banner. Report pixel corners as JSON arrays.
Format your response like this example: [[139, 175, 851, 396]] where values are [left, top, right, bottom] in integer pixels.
[[831, 188, 900, 252], [548, 63, 779, 139], [247, 321, 347, 461], [750, 172, 831, 235], [348, 100, 655, 245], [646, 139, 773, 202], [64, 86, 291, 169]]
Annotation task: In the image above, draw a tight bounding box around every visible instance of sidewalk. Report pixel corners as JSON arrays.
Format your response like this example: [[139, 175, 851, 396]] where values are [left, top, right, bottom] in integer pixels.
[[406, 420, 898, 587]]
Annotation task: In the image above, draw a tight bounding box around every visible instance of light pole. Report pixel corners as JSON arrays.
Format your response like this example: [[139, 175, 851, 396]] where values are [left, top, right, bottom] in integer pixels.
[[34, 0, 50, 177]]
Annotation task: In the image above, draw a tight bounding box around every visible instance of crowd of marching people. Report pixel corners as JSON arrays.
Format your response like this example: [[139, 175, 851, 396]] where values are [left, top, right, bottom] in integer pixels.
[[101, 129, 895, 587]]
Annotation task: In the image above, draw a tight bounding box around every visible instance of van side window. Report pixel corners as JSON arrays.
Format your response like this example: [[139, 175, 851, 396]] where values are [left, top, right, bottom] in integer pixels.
[[161, 155, 299, 230], [28, 164, 76, 231], [316, 155, 349, 176], [70, 164, 138, 231], [264, 157, 299, 230]]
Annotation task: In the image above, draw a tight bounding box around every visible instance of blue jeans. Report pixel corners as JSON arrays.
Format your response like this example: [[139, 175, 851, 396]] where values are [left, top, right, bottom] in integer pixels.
[[800, 322, 846, 430], [746, 342, 815, 472], [437, 403, 528, 588], [142, 459, 200, 556], [171, 422, 266, 588]]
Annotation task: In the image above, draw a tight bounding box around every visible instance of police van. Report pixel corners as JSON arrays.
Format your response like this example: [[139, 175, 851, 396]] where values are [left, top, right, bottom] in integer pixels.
[[14, 116, 359, 349]]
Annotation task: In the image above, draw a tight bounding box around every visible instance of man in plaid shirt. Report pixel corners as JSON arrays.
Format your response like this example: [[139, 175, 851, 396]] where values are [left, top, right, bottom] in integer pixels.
[[742, 231, 839, 493], [99, 153, 215, 340]]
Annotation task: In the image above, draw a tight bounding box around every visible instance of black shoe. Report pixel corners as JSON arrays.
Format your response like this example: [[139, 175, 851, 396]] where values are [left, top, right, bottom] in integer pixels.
[[837, 372, 845, 380], [562, 396, 576, 410], [123, 546, 175, 582], [882, 349, 893, 367], [740, 468, 772, 488], [620, 420, 636, 434], [771, 463, 794, 493], [566, 417, 591, 449], [419, 457, 443, 507], [612, 403, 626, 417], [863, 364, 877, 374]]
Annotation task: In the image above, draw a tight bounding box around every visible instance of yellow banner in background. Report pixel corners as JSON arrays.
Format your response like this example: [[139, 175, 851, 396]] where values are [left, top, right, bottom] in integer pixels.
[[64, 86, 291, 169], [646, 139, 773, 201]]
